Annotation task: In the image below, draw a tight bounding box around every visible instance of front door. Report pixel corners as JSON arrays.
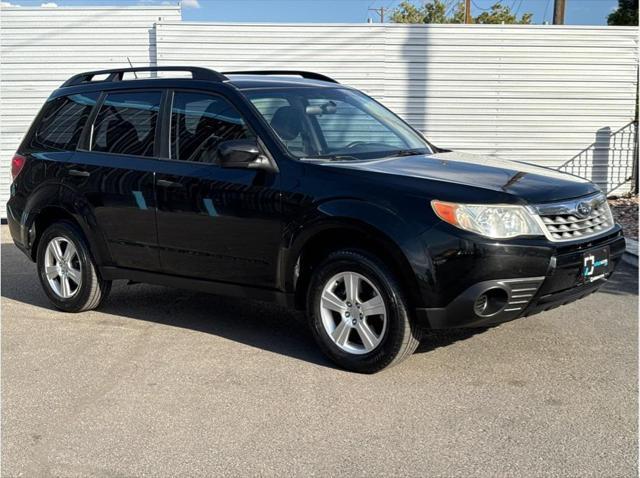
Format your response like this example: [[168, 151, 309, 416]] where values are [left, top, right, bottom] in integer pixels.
[[154, 90, 281, 287]]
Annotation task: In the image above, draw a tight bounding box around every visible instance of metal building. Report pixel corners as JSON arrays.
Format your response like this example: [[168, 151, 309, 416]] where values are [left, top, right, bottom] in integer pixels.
[[0, 5, 182, 218], [1, 6, 637, 218]]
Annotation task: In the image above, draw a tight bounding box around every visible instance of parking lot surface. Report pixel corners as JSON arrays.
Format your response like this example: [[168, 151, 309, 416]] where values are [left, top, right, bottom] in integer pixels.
[[2, 226, 637, 477]]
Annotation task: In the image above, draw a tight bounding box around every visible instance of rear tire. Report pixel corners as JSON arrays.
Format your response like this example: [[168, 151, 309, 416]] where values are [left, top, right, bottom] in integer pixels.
[[36, 221, 111, 312], [307, 249, 420, 373]]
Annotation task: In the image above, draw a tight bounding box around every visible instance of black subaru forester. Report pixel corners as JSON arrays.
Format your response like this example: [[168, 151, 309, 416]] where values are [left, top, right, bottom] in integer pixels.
[[8, 67, 625, 373]]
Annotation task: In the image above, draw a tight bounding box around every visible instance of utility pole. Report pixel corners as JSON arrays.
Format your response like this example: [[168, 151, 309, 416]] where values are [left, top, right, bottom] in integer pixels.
[[368, 6, 387, 23], [464, 0, 472, 23], [553, 0, 566, 25]]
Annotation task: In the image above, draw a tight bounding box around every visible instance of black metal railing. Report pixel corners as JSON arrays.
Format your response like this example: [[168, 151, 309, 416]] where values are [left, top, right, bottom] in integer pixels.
[[558, 121, 638, 195]]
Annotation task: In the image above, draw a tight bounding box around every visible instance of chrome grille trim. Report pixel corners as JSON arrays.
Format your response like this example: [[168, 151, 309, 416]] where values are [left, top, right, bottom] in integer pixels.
[[531, 193, 614, 242]]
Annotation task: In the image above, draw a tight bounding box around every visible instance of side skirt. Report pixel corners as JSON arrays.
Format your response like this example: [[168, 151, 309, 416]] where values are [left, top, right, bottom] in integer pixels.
[[99, 266, 296, 308]]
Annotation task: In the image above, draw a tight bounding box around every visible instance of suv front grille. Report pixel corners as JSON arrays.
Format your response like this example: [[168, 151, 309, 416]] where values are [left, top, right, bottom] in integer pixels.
[[533, 193, 614, 242]]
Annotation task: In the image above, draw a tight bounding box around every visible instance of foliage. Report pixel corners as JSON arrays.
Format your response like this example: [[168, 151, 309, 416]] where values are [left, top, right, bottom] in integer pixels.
[[391, 0, 532, 24], [390, 0, 429, 23], [390, 0, 456, 23], [607, 0, 639, 26], [474, 2, 533, 24]]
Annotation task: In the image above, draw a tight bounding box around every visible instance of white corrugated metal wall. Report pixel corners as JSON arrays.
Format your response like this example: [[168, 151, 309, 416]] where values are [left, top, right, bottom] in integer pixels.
[[0, 6, 181, 217], [0, 15, 637, 219], [156, 22, 638, 194]]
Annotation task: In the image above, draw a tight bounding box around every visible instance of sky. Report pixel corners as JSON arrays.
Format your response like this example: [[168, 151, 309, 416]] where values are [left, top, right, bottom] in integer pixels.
[[0, 0, 623, 25]]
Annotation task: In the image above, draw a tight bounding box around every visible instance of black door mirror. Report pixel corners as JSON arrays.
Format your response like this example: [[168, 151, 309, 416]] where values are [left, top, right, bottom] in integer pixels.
[[218, 139, 273, 171]]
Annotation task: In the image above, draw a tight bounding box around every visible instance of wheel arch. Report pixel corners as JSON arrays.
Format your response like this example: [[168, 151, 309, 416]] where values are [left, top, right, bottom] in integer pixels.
[[22, 185, 111, 266], [29, 206, 93, 260], [287, 218, 424, 312]]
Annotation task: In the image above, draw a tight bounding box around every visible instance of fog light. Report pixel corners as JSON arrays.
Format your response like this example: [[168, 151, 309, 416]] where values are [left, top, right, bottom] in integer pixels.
[[474, 294, 489, 315], [473, 288, 508, 317]]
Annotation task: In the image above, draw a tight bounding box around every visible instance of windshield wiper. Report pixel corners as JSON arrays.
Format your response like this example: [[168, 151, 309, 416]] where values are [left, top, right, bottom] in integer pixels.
[[383, 149, 425, 158], [301, 155, 361, 162], [302, 150, 426, 162]]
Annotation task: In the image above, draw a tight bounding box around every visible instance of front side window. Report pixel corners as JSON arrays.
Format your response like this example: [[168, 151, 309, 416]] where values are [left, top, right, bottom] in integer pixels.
[[245, 87, 431, 161], [91, 91, 161, 157], [249, 97, 304, 155], [170, 91, 254, 163], [30, 92, 99, 151]]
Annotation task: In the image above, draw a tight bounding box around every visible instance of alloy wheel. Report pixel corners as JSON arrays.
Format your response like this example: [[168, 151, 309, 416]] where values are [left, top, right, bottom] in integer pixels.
[[319, 271, 388, 355], [43, 236, 82, 299]]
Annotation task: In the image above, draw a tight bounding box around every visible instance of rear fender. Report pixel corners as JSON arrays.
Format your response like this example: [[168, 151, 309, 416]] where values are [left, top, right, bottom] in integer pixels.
[[21, 183, 112, 265]]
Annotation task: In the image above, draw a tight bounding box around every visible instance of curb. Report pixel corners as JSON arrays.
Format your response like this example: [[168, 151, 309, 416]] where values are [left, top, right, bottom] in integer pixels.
[[622, 238, 638, 267]]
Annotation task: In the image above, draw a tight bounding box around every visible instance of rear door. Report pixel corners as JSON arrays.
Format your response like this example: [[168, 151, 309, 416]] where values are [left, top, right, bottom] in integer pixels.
[[63, 89, 163, 271], [18, 91, 100, 204], [154, 89, 282, 287]]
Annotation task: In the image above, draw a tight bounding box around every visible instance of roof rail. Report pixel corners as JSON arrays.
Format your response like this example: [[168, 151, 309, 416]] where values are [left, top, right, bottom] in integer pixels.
[[223, 70, 339, 84], [61, 66, 227, 87]]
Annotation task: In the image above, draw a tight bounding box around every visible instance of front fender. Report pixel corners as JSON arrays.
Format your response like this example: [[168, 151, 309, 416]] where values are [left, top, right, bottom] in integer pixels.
[[282, 198, 432, 305]]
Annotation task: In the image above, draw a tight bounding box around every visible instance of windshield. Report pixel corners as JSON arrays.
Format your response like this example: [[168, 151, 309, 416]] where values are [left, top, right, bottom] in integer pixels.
[[244, 87, 432, 161]]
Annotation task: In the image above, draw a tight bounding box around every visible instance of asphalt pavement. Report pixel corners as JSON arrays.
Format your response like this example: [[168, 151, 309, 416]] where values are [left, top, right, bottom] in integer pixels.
[[1, 226, 637, 477]]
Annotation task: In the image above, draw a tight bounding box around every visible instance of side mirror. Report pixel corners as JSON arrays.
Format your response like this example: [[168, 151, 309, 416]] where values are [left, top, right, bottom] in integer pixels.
[[218, 139, 273, 171]]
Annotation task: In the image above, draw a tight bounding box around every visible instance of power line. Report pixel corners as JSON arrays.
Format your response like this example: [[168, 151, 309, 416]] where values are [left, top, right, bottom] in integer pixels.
[[471, 0, 493, 11], [514, 0, 523, 16], [385, 0, 398, 11], [367, 0, 398, 23], [445, 0, 460, 17], [542, 0, 551, 23], [368, 5, 388, 22]]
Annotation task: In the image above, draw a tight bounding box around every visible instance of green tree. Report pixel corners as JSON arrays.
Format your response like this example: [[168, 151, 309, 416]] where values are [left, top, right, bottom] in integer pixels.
[[390, 0, 452, 23], [450, 1, 466, 23], [390, 0, 532, 24], [423, 0, 450, 23], [391, 0, 456, 23], [474, 2, 532, 24], [390, 0, 427, 23], [607, 0, 638, 26]]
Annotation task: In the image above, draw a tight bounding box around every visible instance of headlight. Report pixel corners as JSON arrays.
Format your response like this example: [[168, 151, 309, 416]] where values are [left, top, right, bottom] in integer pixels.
[[431, 200, 544, 239]]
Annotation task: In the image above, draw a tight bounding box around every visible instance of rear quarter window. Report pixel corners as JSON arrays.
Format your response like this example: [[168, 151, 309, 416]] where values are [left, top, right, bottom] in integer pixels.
[[29, 92, 99, 151]]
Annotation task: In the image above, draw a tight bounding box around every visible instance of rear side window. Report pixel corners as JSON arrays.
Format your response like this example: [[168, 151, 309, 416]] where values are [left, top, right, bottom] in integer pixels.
[[170, 91, 254, 163], [30, 93, 99, 151], [91, 91, 161, 157]]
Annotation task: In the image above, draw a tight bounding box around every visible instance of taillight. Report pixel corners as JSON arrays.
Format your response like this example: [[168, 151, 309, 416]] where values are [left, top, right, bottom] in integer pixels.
[[11, 154, 26, 180]]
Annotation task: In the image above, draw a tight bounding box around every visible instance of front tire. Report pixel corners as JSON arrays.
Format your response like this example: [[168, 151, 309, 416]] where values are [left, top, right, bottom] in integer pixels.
[[307, 250, 420, 373], [36, 221, 111, 312]]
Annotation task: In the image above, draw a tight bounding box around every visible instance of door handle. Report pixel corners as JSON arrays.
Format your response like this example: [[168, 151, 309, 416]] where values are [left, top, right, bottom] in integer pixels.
[[68, 169, 90, 177], [156, 179, 183, 188]]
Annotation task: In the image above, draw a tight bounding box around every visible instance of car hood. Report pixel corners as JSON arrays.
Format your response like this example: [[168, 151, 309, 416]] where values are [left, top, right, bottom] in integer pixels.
[[326, 151, 598, 204]]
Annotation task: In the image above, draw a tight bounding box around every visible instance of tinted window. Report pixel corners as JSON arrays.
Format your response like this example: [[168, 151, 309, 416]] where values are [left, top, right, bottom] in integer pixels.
[[250, 96, 304, 155], [246, 88, 430, 160], [30, 93, 99, 151], [91, 91, 161, 157], [171, 92, 254, 163]]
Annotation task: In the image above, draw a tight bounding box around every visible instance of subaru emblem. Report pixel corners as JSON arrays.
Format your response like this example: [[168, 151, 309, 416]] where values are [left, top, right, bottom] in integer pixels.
[[576, 202, 592, 218]]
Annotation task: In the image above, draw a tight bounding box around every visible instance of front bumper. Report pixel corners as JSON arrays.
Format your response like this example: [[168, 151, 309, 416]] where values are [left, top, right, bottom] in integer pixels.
[[416, 227, 625, 329]]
